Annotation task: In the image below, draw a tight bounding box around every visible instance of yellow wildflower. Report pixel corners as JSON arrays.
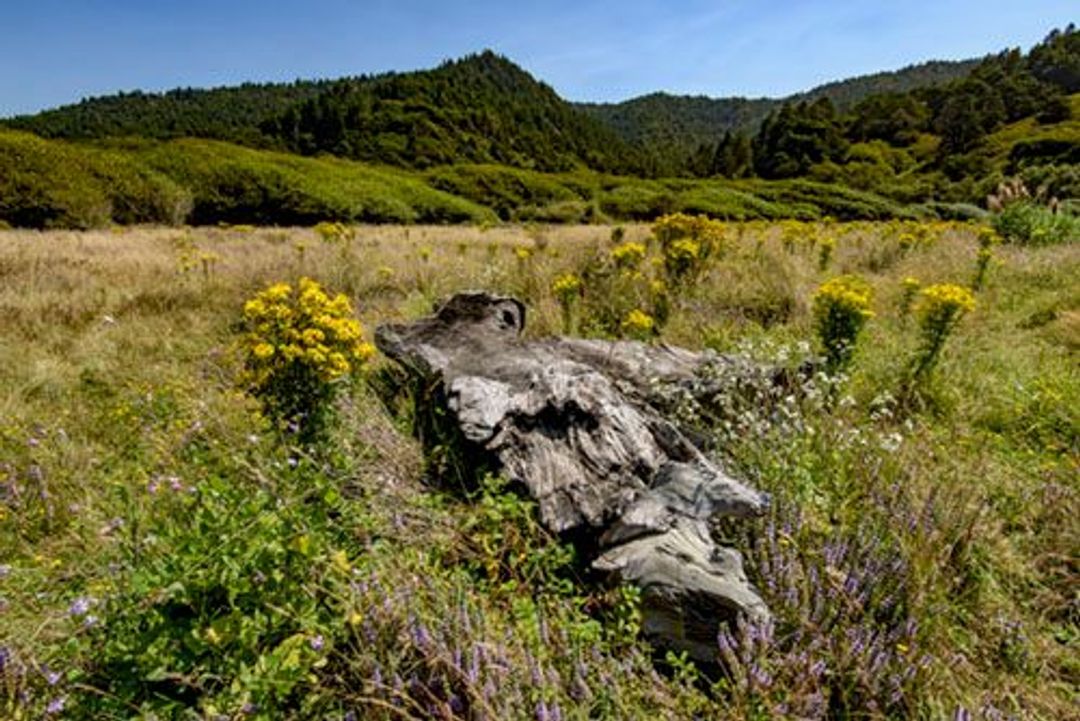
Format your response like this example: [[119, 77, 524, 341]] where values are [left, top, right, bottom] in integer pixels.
[[622, 309, 656, 338], [551, 273, 583, 303], [915, 284, 976, 320], [611, 240, 647, 267]]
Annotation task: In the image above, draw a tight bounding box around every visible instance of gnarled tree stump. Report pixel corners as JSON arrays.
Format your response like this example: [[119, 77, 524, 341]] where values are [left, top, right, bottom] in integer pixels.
[[376, 292, 770, 662]]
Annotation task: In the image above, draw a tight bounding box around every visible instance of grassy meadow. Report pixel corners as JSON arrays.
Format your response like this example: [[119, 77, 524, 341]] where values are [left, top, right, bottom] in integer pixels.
[[0, 220, 1076, 719]]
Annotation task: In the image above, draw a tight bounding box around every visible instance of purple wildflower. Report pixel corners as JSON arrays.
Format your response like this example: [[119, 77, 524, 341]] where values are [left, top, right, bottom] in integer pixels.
[[309, 634, 325, 652], [68, 597, 92, 617]]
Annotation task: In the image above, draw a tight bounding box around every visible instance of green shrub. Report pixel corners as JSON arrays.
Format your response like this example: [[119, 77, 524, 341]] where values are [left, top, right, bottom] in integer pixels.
[[991, 200, 1079, 245], [143, 140, 494, 226], [598, 183, 677, 220]]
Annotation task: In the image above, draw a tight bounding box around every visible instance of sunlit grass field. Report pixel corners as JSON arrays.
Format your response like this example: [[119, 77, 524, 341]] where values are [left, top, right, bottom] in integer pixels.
[[0, 221, 1076, 719]]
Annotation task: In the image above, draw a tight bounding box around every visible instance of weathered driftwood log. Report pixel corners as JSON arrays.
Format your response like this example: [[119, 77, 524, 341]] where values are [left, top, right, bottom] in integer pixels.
[[376, 292, 770, 662]]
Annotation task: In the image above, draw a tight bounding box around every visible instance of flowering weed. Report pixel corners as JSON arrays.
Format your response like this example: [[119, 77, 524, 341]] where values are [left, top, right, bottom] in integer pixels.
[[239, 278, 374, 442]]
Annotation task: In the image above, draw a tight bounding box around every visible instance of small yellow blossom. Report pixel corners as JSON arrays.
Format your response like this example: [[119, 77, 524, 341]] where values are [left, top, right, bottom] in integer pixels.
[[611, 240, 647, 267], [551, 273, 583, 303], [330, 550, 352, 575], [915, 284, 976, 322], [622, 309, 656, 339]]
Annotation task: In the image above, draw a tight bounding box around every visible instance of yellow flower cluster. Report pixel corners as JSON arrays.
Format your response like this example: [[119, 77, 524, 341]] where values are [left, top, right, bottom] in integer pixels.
[[241, 277, 374, 386], [313, 221, 355, 244], [915, 284, 976, 322], [622, 309, 656, 338], [653, 213, 725, 247], [814, 275, 874, 318], [611, 240, 647, 268], [551, 273, 583, 303], [977, 226, 1001, 249], [780, 220, 816, 251], [668, 238, 701, 261], [813, 275, 874, 368], [910, 283, 975, 380], [653, 213, 725, 278]]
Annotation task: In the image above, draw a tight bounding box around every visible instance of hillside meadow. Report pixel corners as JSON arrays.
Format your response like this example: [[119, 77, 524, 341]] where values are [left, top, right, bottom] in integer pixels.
[[0, 220, 1076, 719]]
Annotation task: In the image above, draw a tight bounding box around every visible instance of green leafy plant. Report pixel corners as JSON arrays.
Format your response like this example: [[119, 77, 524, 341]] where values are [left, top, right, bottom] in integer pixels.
[[817, 235, 837, 271]]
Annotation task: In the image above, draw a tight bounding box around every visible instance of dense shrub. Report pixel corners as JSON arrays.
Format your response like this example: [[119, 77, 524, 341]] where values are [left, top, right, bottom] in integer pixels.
[[991, 200, 1079, 244]]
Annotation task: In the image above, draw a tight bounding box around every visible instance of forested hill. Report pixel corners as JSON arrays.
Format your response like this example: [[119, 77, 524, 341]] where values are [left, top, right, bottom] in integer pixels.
[[1, 81, 336, 147], [259, 52, 644, 173], [6, 52, 977, 174], [788, 58, 982, 111], [576, 59, 980, 166], [4, 52, 645, 174]]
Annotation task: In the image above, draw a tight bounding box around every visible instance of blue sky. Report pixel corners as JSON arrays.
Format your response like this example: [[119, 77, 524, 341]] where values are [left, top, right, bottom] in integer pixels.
[[0, 1, 1075, 116]]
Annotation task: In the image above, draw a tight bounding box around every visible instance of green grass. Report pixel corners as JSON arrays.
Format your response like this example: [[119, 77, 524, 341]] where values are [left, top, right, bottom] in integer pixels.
[[0, 221, 1076, 719]]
